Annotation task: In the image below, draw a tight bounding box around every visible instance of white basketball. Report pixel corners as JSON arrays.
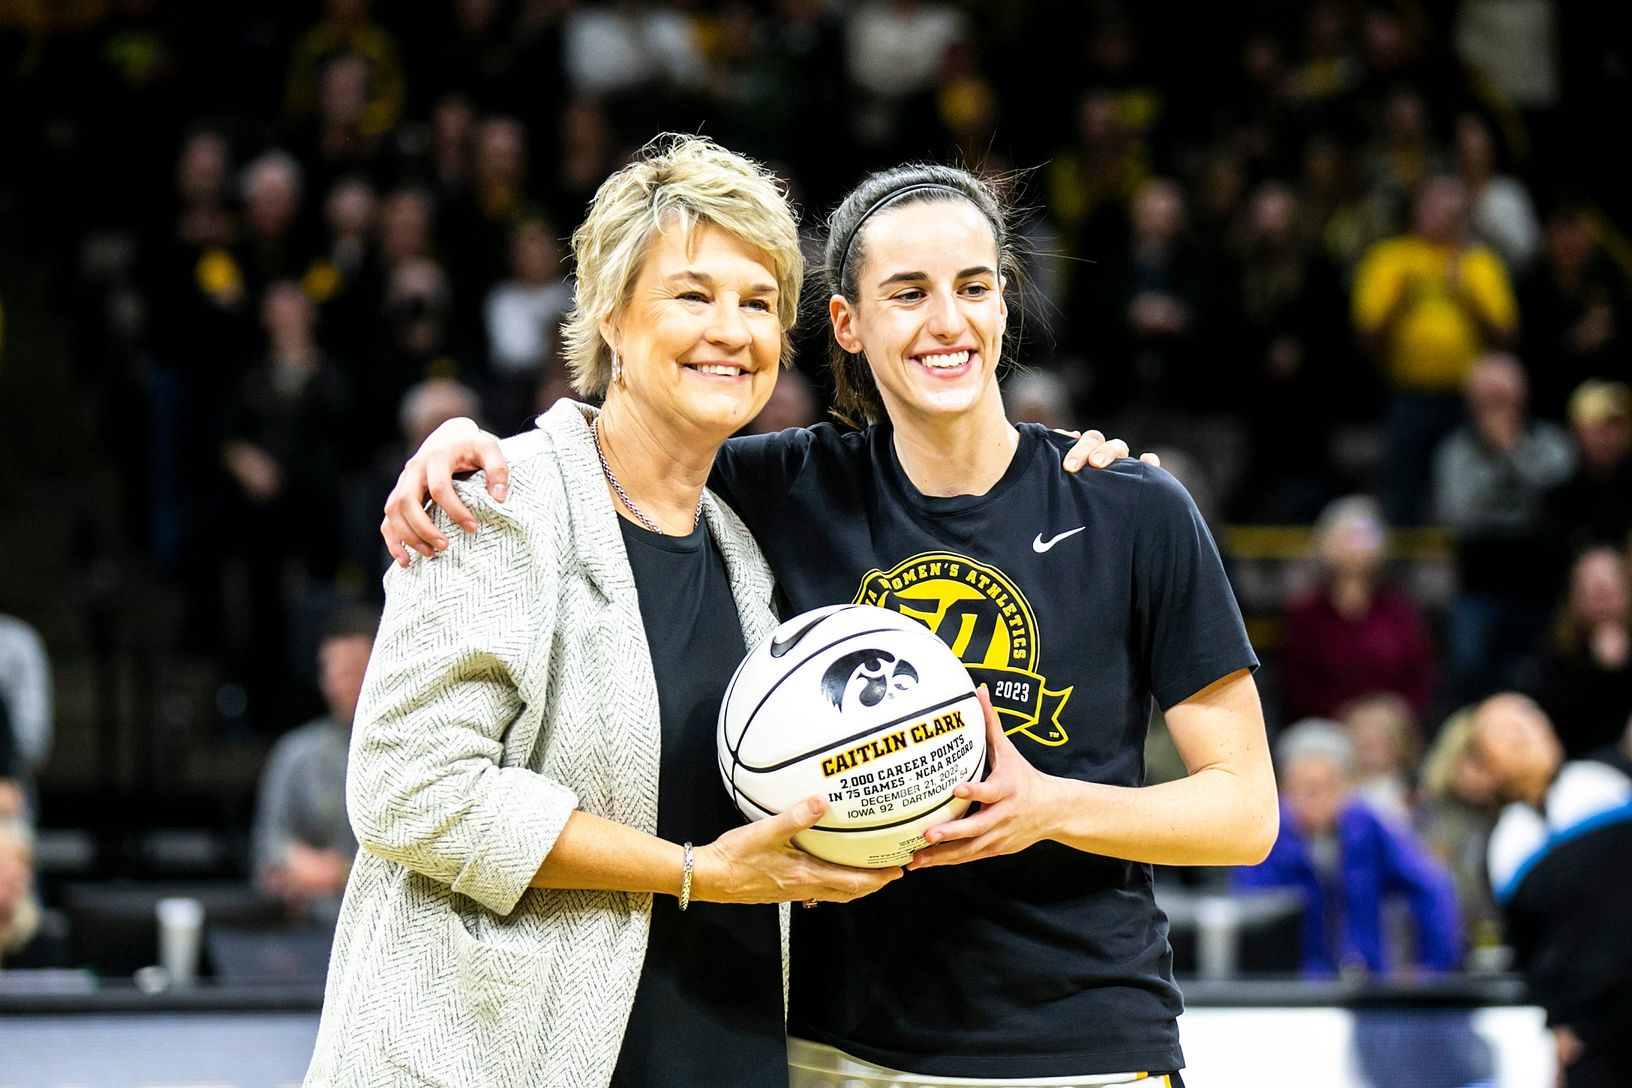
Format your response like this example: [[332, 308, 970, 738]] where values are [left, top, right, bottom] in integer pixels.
[[717, 604, 987, 869]]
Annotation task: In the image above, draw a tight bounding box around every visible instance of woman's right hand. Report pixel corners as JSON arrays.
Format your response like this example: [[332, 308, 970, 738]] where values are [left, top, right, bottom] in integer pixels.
[[381, 417, 512, 566], [692, 798, 902, 904]]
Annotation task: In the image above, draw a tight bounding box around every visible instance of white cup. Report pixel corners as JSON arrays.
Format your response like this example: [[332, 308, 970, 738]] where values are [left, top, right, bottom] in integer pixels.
[[1195, 895, 1242, 981], [155, 896, 205, 986]]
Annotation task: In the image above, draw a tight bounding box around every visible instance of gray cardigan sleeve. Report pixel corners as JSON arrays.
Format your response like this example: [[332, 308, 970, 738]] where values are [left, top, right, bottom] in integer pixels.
[[347, 479, 579, 916]]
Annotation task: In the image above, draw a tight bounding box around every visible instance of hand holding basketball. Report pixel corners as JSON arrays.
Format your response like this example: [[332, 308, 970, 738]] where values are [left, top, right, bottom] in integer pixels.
[[909, 687, 1061, 869], [693, 797, 904, 905]]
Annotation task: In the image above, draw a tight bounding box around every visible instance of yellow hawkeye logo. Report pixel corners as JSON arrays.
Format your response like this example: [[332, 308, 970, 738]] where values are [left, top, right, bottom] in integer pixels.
[[854, 552, 1073, 746]]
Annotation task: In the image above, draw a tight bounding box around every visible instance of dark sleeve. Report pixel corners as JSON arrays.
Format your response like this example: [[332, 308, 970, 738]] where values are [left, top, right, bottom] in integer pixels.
[[1132, 465, 1259, 709], [710, 427, 818, 528]]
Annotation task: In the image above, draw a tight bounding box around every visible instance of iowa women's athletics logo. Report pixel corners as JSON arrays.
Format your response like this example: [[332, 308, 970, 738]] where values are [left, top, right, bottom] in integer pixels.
[[853, 552, 1073, 746]]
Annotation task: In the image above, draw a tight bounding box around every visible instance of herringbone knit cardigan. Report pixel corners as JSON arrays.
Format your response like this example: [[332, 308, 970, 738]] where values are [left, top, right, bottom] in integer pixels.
[[306, 400, 783, 1087]]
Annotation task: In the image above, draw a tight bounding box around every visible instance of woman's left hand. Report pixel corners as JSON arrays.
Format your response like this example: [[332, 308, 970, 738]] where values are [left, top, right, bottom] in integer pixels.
[[908, 686, 1062, 868], [1058, 430, 1160, 473]]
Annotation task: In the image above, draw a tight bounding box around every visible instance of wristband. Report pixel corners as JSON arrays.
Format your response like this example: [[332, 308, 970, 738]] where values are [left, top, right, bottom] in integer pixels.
[[679, 842, 694, 911]]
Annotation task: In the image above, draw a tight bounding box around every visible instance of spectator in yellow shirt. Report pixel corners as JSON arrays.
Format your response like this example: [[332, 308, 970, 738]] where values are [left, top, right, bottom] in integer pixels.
[[1354, 176, 1518, 524]]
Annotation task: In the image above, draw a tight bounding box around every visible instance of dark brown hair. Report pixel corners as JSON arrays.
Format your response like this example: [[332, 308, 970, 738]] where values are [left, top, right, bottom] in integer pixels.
[[822, 164, 1018, 427]]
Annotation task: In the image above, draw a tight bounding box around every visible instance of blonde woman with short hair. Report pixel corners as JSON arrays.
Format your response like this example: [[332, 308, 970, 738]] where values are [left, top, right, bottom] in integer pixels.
[[308, 136, 900, 1088]]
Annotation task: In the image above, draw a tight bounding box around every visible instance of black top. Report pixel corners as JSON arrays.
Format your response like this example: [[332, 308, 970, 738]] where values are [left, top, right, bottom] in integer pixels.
[[609, 517, 786, 1088], [712, 422, 1258, 1078]]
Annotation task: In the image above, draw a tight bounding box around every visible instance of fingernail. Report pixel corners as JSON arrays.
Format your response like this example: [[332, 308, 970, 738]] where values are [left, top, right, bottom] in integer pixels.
[[1064, 457, 1080, 471], [435, 537, 448, 551], [492, 484, 508, 501], [1092, 453, 1110, 468]]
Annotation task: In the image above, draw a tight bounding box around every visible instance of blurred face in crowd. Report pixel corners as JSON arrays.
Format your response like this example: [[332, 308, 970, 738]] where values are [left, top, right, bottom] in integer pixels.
[[1346, 699, 1412, 779], [1131, 180, 1185, 246], [510, 220, 560, 284], [1412, 177, 1468, 245], [1385, 88, 1429, 143], [475, 117, 526, 191], [1464, 354, 1527, 436], [319, 634, 374, 728], [602, 221, 783, 442], [1283, 753, 1349, 836], [1455, 115, 1496, 182], [1573, 407, 1631, 474], [400, 378, 482, 448], [1544, 211, 1595, 275], [1241, 34, 1281, 86], [1449, 745, 1500, 807], [176, 132, 230, 206], [261, 281, 315, 344], [1246, 183, 1299, 249], [379, 190, 433, 267], [1004, 372, 1070, 432], [245, 160, 303, 240], [560, 99, 610, 164], [1568, 548, 1629, 628], [1319, 508, 1384, 579], [431, 95, 475, 167], [831, 199, 1007, 430], [1471, 694, 1563, 805], [1076, 91, 1123, 148], [326, 178, 377, 239], [320, 53, 371, 130], [386, 258, 452, 351], [1361, 10, 1408, 73]]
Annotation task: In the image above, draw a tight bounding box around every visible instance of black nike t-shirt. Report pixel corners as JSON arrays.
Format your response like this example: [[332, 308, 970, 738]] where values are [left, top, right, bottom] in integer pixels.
[[710, 422, 1258, 1078], [610, 518, 787, 1088]]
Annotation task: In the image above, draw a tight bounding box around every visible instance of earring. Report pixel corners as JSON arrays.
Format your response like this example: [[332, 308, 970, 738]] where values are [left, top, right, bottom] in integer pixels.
[[611, 351, 622, 384]]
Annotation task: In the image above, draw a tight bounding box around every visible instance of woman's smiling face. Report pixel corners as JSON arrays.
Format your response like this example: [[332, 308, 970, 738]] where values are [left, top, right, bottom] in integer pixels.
[[831, 199, 1007, 428], [604, 220, 783, 441]]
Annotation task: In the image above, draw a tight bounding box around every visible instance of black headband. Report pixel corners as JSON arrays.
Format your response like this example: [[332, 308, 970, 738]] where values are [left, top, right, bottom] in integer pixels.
[[834, 182, 973, 291]]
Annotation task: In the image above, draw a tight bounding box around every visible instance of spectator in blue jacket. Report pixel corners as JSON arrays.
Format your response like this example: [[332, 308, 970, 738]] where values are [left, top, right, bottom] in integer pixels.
[[1234, 719, 1462, 976]]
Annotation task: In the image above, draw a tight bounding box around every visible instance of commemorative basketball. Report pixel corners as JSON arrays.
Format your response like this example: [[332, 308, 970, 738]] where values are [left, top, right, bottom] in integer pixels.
[[717, 604, 988, 868]]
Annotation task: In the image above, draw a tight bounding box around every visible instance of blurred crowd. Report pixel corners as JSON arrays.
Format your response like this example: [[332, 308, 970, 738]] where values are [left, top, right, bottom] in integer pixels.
[[4, 0, 1632, 980]]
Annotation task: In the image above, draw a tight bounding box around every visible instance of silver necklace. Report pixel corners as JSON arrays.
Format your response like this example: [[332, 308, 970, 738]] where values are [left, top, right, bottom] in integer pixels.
[[591, 416, 700, 535]]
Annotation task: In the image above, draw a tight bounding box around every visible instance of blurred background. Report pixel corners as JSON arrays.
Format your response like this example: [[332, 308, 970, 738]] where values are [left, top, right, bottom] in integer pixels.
[[1, 0, 1629, 1084]]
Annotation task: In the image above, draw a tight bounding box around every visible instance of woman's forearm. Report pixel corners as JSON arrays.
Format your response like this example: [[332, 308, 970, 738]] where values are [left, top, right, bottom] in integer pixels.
[[529, 810, 684, 896], [1047, 670, 1278, 867], [1043, 767, 1278, 867]]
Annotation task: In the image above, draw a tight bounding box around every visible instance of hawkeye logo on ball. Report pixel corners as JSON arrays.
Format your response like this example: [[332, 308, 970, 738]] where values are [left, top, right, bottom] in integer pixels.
[[821, 649, 920, 712], [853, 551, 1073, 746]]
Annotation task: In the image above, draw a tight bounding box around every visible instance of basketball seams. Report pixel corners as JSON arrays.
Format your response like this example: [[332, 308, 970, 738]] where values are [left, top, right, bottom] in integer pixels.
[[725, 623, 915, 761]]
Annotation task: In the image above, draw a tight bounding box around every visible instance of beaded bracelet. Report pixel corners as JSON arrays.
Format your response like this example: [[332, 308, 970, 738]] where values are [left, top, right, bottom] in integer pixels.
[[679, 842, 694, 911]]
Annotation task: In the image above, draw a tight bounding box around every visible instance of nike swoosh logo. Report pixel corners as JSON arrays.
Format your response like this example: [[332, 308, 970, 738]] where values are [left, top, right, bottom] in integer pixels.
[[1033, 526, 1087, 553]]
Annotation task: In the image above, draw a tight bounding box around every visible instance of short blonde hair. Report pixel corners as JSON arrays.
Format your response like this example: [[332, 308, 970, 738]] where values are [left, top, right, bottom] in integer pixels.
[[561, 134, 803, 397]]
